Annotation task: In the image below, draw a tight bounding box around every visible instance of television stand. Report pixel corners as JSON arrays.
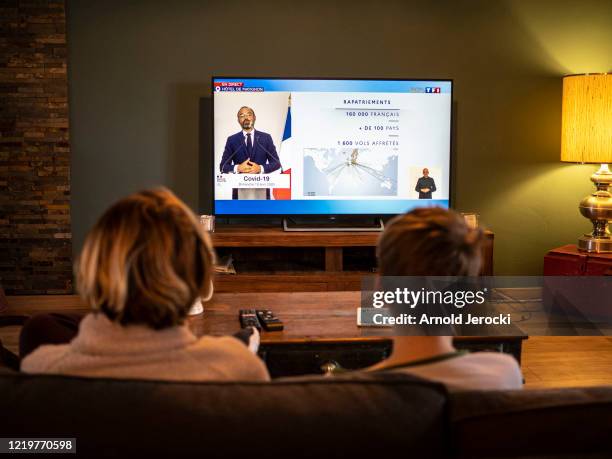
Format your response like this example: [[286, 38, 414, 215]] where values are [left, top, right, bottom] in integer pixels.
[[283, 217, 384, 232], [211, 226, 495, 292]]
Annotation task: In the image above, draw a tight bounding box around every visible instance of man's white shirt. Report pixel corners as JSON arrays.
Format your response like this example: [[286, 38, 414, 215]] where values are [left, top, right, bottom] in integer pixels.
[[233, 129, 264, 175]]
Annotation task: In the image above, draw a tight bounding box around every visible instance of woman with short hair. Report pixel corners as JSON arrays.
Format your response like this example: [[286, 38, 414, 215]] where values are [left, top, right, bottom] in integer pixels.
[[20, 188, 269, 381]]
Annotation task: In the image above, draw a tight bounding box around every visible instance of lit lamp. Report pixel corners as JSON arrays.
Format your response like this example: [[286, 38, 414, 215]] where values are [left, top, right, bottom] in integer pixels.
[[561, 73, 612, 253]]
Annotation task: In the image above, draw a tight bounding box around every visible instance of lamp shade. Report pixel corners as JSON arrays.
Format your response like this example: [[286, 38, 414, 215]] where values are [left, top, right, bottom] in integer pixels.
[[561, 74, 612, 164]]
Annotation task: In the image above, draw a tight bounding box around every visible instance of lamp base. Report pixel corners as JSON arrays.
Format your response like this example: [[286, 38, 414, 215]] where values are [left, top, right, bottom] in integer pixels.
[[578, 235, 612, 253], [577, 164, 612, 254]]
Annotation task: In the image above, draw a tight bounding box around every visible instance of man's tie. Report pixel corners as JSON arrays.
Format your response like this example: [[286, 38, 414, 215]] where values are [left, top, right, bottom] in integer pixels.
[[246, 133, 253, 158]]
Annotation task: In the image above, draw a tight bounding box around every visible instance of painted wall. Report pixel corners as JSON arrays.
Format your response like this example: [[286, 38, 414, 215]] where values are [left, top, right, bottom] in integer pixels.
[[67, 0, 612, 275]]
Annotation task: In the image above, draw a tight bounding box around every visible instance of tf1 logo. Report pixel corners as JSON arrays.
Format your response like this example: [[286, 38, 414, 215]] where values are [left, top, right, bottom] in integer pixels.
[[425, 87, 441, 93]]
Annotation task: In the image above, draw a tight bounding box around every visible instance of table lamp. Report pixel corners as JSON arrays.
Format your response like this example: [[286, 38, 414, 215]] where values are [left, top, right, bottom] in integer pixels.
[[561, 73, 612, 253]]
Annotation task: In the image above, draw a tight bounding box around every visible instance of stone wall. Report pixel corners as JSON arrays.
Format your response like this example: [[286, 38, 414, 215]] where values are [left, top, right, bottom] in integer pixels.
[[0, 0, 72, 294]]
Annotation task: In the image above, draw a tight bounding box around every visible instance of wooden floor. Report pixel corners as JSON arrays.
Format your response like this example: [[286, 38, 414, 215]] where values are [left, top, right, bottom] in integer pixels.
[[522, 336, 612, 389], [3, 295, 612, 389]]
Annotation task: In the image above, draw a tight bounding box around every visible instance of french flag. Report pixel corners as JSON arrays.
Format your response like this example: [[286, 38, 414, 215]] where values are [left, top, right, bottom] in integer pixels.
[[273, 97, 292, 200]]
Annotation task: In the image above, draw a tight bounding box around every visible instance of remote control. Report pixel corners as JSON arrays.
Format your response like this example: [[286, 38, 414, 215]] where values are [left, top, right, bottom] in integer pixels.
[[239, 309, 261, 330], [256, 309, 284, 332]]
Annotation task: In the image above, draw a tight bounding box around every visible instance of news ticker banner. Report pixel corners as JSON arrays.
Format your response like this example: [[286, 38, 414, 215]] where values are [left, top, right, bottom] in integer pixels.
[[358, 276, 612, 336], [215, 199, 450, 214]]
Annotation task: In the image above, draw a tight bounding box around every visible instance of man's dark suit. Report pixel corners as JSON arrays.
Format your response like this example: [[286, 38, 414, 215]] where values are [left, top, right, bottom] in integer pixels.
[[219, 130, 282, 200]]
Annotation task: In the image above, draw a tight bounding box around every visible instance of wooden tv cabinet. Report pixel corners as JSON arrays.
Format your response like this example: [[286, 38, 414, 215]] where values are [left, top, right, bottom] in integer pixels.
[[211, 226, 494, 292]]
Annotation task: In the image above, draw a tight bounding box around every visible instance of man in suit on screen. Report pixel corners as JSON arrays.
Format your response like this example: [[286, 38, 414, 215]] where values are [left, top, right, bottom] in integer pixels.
[[219, 106, 282, 200]]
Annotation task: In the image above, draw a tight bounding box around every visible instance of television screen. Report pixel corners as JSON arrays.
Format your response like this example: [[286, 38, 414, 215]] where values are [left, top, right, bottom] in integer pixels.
[[212, 77, 452, 216]]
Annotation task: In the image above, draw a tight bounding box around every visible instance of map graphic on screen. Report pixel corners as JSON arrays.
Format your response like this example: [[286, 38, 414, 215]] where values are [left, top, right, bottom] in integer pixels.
[[303, 148, 397, 197]]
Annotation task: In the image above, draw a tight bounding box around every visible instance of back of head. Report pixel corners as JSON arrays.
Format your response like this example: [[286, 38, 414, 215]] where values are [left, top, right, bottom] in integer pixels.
[[77, 188, 215, 329], [378, 207, 483, 277]]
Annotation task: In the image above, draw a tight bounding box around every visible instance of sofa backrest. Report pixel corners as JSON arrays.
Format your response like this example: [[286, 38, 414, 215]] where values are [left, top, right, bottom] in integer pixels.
[[0, 370, 449, 458], [4, 368, 612, 459], [450, 386, 612, 458]]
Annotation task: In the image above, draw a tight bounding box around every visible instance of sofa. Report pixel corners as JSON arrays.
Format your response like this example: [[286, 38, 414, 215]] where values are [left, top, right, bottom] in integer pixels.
[[2, 368, 612, 458]]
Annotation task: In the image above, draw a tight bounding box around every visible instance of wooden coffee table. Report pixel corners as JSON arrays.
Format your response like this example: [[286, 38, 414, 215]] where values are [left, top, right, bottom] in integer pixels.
[[4, 291, 526, 378], [193, 291, 526, 376]]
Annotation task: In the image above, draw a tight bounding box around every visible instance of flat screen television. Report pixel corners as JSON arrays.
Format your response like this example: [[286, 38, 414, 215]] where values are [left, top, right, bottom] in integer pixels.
[[212, 77, 452, 218]]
